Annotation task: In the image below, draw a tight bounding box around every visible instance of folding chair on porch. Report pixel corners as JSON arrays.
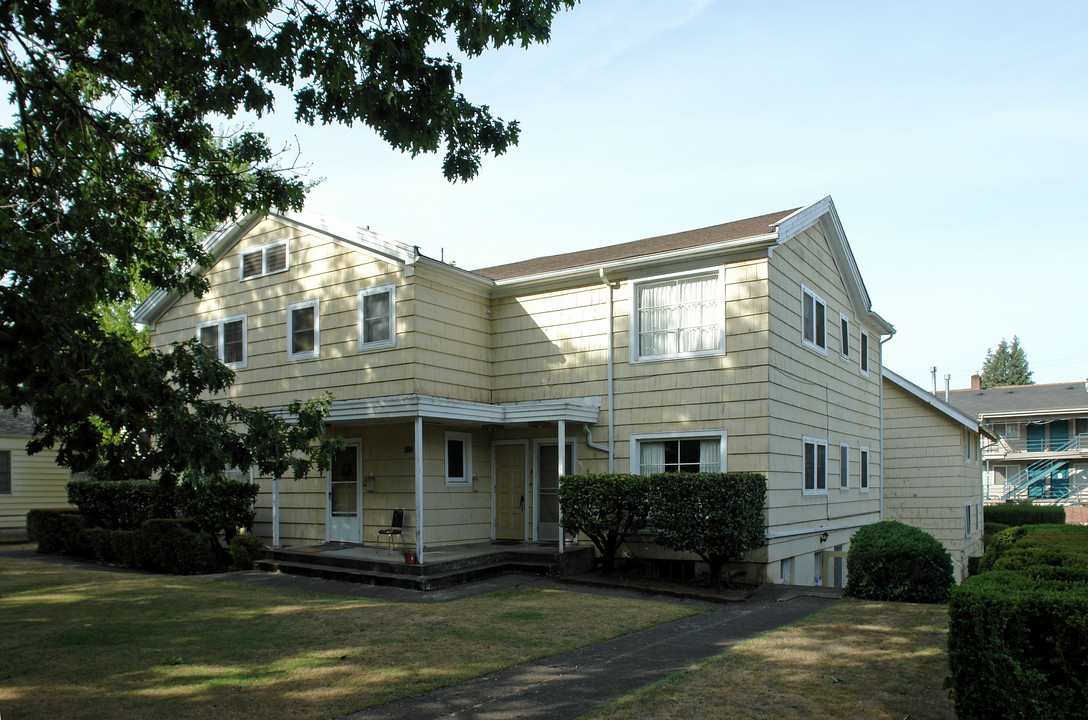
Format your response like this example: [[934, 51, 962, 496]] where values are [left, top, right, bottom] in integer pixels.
[[378, 508, 405, 553]]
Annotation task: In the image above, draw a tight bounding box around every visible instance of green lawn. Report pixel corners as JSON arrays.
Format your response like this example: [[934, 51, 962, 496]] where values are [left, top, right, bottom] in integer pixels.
[[0, 553, 700, 719], [582, 598, 954, 720]]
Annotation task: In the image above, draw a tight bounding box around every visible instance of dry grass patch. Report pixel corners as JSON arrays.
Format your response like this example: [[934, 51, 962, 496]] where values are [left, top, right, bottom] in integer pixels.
[[0, 554, 699, 719], [583, 598, 953, 720]]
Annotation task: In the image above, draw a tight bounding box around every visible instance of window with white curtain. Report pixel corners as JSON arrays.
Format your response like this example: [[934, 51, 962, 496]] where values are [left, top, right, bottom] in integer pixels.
[[631, 431, 726, 474], [632, 269, 724, 362]]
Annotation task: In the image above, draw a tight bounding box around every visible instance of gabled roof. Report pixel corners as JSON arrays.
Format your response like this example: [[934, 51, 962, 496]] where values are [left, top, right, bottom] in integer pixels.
[[883, 368, 994, 438], [473, 195, 893, 335], [0, 408, 36, 437], [133, 211, 419, 327], [947, 382, 1088, 420]]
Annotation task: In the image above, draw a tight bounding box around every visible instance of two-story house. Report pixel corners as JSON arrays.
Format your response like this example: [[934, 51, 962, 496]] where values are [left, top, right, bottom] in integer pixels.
[[135, 196, 895, 586], [948, 378, 1088, 505]]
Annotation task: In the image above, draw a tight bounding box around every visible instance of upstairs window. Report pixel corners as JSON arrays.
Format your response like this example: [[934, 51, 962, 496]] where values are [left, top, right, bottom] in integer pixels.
[[197, 315, 247, 369], [803, 436, 828, 494], [860, 446, 870, 491], [358, 284, 396, 351], [0, 450, 10, 494], [287, 299, 320, 361], [801, 285, 826, 353], [839, 443, 849, 489], [633, 432, 726, 474], [633, 270, 724, 362], [240, 240, 288, 281], [860, 329, 870, 375], [839, 313, 850, 359]]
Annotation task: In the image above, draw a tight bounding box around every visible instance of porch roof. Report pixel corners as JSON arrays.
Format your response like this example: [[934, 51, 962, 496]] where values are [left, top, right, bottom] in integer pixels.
[[319, 393, 603, 426]]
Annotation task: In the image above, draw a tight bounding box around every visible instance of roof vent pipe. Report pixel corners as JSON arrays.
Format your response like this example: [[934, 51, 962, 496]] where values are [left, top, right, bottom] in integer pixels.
[[931, 367, 937, 395], [945, 374, 950, 403]]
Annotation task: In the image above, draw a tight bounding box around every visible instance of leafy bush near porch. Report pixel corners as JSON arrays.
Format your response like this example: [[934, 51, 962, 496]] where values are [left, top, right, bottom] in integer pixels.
[[67, 479, 172, 530], [844, 521, 953, 603], [229, 533, 267, 570], [947, 524, 1088, 720], [558, 474, 651, 574], [984, 502, 1065, 527], [647, 472, 767, 589]]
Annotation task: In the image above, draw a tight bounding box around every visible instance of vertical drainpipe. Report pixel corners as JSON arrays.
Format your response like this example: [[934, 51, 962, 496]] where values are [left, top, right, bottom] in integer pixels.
[[272, 475, 280, 547], [879, 334, 893, 521], [558, 419, 566, 554], [415, 415, 424, 564], [599, 268, 616, 472]]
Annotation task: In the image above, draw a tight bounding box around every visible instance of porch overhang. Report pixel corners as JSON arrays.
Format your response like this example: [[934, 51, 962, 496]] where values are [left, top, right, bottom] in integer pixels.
[[318, 393, 603, 427]]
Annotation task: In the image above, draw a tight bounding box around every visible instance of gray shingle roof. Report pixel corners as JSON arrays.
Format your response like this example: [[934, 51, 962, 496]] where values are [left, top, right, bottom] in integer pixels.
[[472, 208, 800, 281], [946, 382, 1088, 418], [0, 409, 36, 436]]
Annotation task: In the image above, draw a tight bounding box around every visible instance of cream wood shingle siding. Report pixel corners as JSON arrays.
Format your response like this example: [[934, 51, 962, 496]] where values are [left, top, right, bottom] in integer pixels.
[[883, 378, 983, 581], [765, 225, 882, 557], [0, 437, 71, 529]]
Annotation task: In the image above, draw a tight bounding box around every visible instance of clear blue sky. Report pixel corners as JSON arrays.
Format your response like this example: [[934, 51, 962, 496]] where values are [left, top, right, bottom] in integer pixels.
[[270, 0, 1087, 391]]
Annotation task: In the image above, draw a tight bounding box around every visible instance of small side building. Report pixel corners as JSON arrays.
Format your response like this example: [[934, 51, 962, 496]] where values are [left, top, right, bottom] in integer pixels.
[[882, 369, 989, 582], [0, 410, 71, 536]]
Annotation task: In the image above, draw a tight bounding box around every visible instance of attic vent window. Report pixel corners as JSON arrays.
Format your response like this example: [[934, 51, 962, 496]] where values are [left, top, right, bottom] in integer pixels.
[[240, 240, 289, 280]]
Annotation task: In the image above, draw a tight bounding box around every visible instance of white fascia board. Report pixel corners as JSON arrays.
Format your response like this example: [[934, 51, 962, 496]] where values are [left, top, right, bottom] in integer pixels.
[[500, 397, 603, 424], [280, 394, 602, 426], [980, 408, 1088, 421], [883, 367, 989, 435], [412, 256, 495, 296], [488, 234, 779, 295], [277, 212, 416, 266]]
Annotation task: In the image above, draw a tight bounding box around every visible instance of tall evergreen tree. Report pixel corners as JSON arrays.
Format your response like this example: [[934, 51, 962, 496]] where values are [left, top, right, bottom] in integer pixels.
[[980, 336, 1034, 387]]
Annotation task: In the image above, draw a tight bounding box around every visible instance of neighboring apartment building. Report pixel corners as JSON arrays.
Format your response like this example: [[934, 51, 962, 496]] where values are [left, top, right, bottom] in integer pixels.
[[882, 369, 989, 581], [136, 195, 895, 586], [948, 378, 1088, 505], [0, 410, 71, 532]]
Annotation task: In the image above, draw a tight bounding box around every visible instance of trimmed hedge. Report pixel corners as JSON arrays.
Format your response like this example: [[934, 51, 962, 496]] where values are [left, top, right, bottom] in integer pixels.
[[229, 533, 267, 570], [948, 524, 1088, 720], [26, 509, 86, 555], [985, 503, 1065, 527], [648, 472, 767, 589], [844, 520, 953, 603], [67, 479, 170, 530], [557, 473, 651, 573]]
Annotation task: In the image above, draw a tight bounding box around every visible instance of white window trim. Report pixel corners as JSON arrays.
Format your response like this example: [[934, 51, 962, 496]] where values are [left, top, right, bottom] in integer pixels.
[[287, 298, 320, 362], [629, 267, 726, 364], [357, 284, 396, 351], [801, 284, 827, 355], [802, 435, 828, 495], [860, 446, 870, 492], [444, 431, 473, 487], [839, 442, 849, 490], [629, 429, 727, 475], [860, 329, 870, 376], [964, 502, 973, 538], [839, 313, 850, 361], [196, 313, 247, 369], [239, 239, 289, 281]]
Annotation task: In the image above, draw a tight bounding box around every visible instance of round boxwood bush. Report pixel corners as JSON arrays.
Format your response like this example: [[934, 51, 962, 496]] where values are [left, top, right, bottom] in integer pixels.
[[845, 520, 954, 603]]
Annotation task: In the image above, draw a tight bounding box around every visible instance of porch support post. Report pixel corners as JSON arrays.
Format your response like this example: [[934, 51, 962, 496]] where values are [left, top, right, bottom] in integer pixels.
[[272, 475, 280, 548], [415, 415, 424, 564], [558, 419, 565, 554]]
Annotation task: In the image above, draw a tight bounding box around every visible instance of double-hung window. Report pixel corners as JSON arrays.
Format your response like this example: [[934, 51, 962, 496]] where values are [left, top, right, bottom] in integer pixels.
[[631, 431, 726, 474], [801, 285, 826, 353], [860, 329, 870, 375], [287, 299, 320, 361], [632, 269, 724, 362], [445, 432, 472, 486], [358, 284, 396, 351], [197, 315, 247, 369], [0, 450, 10, 494], [839, 443, 849, 489], [240, 240, 288, 281], [860, 446, 870, 491], [803, 436, 828, 494], [839, 313, 850, 360]]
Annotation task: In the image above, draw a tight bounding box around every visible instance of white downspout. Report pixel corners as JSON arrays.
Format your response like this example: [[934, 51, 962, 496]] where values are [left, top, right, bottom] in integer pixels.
[[879, 333, 893, 521], [415, 415, 424, 564], [599, 268, 617, 472], [272, 476, 280, 547]]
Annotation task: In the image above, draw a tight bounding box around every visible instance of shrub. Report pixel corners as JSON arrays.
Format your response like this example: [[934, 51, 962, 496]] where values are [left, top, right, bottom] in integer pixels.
[[647, 472, 767, 589], [174, 474, 259, 544], [982, 521, 1010, 550], [985, 503, 1065, 527], [110, 529, 148, 568], [229, 533, 267, 570], [138, 519, 217, 574], [67, 479, 172, 530], [77, 527, 116, 563], [844, 521, 953, 603], [558, 473, 651, 573], [26, 509, 86, 555], [979, 523, 1088, 572], [948, 569, 1088, 719]]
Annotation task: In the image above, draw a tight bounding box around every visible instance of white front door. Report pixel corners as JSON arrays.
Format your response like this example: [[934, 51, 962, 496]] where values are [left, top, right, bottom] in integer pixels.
[[328, 440, 362, 543], [535, 442, 573, 542]]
